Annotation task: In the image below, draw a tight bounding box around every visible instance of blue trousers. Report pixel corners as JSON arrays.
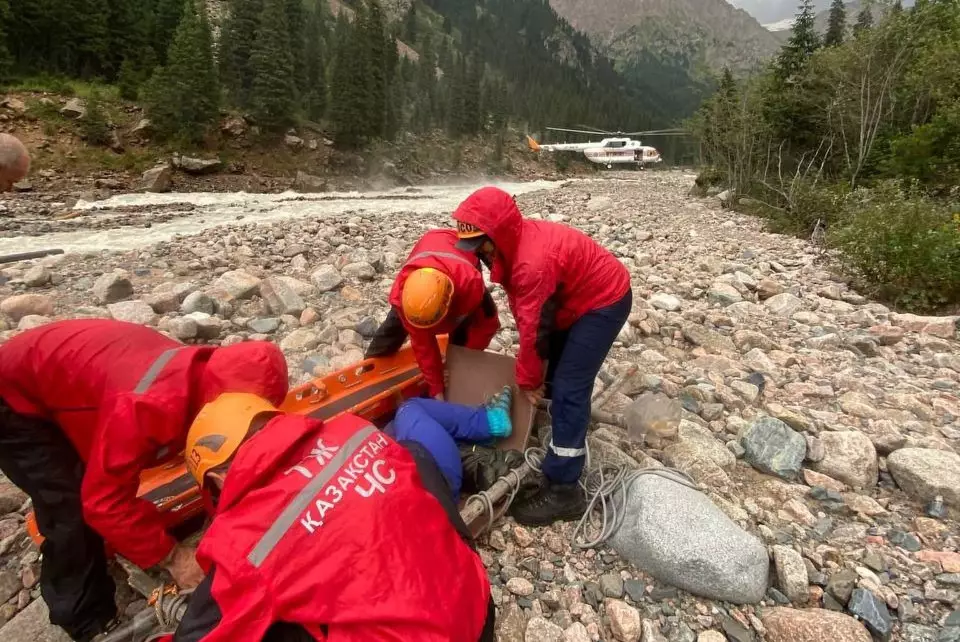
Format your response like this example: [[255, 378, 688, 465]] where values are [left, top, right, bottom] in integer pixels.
[[388, 399, 492, 501], [541, 290, 633, 484]]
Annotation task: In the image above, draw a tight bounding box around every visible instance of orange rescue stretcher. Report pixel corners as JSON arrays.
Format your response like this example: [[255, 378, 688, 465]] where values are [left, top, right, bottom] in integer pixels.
[[26, 339, 535, 548]]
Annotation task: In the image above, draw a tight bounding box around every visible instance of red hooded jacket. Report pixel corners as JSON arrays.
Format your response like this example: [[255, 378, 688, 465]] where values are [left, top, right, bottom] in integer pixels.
[[173, 412, 490, 642], [0, 319, 288, 568], [389, 229, 500, 397], [453, 187, 631, 390]]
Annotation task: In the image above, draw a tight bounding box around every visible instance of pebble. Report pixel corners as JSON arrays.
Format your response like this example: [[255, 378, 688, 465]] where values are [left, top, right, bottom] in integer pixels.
[[847, 587, 892, 640], [506, 577, 535, 597], [606, 599, 641, 642], [739, 416, 806, 480]]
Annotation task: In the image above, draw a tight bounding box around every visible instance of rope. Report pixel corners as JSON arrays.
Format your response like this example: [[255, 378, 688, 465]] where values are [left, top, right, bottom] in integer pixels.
[[149, 586, 193, 632]]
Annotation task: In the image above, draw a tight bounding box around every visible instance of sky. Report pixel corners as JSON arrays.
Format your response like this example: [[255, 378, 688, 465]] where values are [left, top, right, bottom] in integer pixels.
[[727, 0, 831, 25]]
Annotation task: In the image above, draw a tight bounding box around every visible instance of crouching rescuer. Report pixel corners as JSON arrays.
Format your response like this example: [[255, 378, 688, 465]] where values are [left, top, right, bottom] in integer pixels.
[[365, 229, 500, 400], [165, 393, 495, 642], [0, 320, 288, 642], [453, 187, 633, 526]]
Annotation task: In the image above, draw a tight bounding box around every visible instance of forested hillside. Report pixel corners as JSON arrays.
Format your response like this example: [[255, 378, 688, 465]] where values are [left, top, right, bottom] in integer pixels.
[[693, 0, 960, 311], [0, 0, 676, 155]]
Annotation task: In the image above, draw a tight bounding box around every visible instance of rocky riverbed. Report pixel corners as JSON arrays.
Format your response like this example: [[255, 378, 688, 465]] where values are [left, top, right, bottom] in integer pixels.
[[1, 171, 958, 642]]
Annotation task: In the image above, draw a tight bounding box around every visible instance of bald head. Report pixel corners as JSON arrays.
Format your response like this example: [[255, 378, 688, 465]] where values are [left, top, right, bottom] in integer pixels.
[[0, 134, 30, 192]]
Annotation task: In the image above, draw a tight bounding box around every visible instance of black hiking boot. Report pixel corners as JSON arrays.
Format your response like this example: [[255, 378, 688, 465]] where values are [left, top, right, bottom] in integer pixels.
[[460, 444, 525, 495], [509, 482, 587, 527]]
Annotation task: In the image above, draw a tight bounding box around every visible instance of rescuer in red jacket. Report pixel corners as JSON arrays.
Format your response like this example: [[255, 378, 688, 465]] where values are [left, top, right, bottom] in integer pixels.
[[365, 229, 500, 399], [166, 393, 494, 642], [453, 187, 633, 526], [0, 319, 288, 642]]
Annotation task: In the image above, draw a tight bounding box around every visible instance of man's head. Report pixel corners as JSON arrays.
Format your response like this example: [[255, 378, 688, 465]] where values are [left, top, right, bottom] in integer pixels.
[[0, 134, 30, 192], [185, 393, 281, 496], [199, 341, 289, 408], [401, 267, 455, 329], [452, 187, 523, 279]]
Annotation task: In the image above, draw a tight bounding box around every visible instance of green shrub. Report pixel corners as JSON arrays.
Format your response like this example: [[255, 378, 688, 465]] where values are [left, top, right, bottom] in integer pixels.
[[834, 181, 960, 311], [80, 93, 112, 147]]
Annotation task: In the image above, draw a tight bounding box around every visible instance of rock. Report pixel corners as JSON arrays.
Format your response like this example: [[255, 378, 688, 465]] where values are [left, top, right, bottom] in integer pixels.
[[221, 116, 248, 137], [284, 133, 304, 148], [181, 291, 215, 315], [838, 392, 880, 420], [145, 282, 196, 313], [181, 312, 221, 340], [891, 313, 958, 338], [697, 633, 727, 642], [610, 473, 768, 604], [868, 325, 905, 346], [23, 266, 51, 287], [600, 573, 624, 598], [139, 165, 172, 192], [772, 545, 809, 604], [248, 317, 280, 334], [756, 278, 784, 299], [130, 118, 152, 137], [624, 392, 682, 442], [0, 599, 73, 641], [293, 171, 328, 193], [719, 617, 754, 642], [506, 577, 534, 597], [813, 432, 877, 489], [16, 314, 50, 330], [311, 265, 344, 292], [887, 448, 960, 507], [765, 293, 803, 317], [683, 324, 736, 353], [60, 97, 86, 119], [167, 317, 198, 340], [826, 569, 858, 605], [525, 617, 565, 642], [175, 155, 222, 175], [1, 294, 55, 322], [761, 607, 870, 642], [564, 623, 591, 642], [666, 420, 735, 471], [1, 96, 27, 113], [847, 588, 892, 640], [341, 262, 376, 281], [708, 282, 744, 306], [92, 270, 134, 304], [280, 328, 320, 352], [739, 417, 806, 480], [650, 293, 682, 311], [0, 481, 28, 514], [916, 551, 960, 573], [606, 600, 641, 642], [260, 276, 306, 316], [211, 270, 261, 301], [107, 300, 157, 325]]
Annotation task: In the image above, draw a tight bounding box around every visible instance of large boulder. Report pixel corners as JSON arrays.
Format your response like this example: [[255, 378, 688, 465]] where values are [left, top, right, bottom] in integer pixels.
[[107, 300, 157, 325], [0, 599, 72, 642], [887, 448, 960, 507], [311, 265, 344, 293], [610, 473, 768, 604], [174, 155, 222, 175], [60, 97, 86, 119], [813, 431, 878, 489], [293, 170, 328, 193], [260, 276, 306, 316], [0, 294, 54, 322], [765, 293, 803, 317], [209, 270, 261, 301], [139, 165, 172, 193], [739, 416, 806, 480], [0, 133, 31, 191], [761, 607, 871, 642], [93, 270, 134, 304]]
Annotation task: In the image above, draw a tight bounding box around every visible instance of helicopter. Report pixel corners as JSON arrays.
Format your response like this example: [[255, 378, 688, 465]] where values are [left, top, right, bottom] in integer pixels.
[[527, 126, 686, 169]]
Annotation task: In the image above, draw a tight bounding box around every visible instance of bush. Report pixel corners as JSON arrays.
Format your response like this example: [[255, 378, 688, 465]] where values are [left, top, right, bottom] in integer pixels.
[[834, 181, 960, 311], [80, 93, 112, 147], [756, 180, 849, 238]]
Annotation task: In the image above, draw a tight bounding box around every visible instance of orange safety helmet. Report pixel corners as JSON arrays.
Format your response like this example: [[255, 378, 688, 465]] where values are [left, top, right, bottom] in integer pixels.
[[185, 393, 279, 486], [401, 267, 455, 329]]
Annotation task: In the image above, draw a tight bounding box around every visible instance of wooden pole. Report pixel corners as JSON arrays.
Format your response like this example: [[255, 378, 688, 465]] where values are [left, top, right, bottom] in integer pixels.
[[460, 462, 536, 534]]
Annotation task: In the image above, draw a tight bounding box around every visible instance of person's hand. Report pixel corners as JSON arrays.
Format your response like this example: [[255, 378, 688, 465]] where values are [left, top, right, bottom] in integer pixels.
[[162, 543, 204, 589], [523, 386, 545, 407]]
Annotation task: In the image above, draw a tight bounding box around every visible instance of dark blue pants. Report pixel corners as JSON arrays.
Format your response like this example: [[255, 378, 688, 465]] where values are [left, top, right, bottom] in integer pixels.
[[541, 290, 633, 484], [389, 399, 492, 501]]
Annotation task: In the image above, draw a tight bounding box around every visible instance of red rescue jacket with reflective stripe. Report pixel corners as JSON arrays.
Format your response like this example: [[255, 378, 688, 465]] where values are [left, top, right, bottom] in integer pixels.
[[188, 412, 490, 642], [453, 187, 631, 390], [0, 320, 288, 568], [388, 229, 500, 396]]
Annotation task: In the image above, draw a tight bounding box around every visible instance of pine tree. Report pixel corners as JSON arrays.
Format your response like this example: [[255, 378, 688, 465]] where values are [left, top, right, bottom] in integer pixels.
[[447, 53, 465, 135], [154, 0, 187, 62], [776, 0, 820, 80], [0, 0, 12, 81], [80, 90, 111, 146], [303, 0, 327, 121], [220, 0, 264, 107], [250, 0, 298, 131], [286, 0, 307, 101], [329, 14, 366, 147], [403, 3, 417, 43], [824, 0, 847, 47], [77, 0, 111, 77], [854, 5, 873, 34], [462, 51, 482, 135], [145, 0, 219, 144], [360, 0, 388, 138], [414, 33, 437, 131]]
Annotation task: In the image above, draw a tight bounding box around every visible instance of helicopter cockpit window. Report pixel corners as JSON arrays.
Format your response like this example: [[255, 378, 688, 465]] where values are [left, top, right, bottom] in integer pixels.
[[604, 140, 627, 148]]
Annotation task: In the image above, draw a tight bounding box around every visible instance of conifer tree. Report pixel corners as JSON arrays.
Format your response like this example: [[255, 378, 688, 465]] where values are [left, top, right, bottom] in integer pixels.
[[144, 0, 219, 143], [824, 0, 847, 47], [854, 5, 873, 34], [329, 14, 366, 147], [403, 3, 417, 43], [0, 0, 12, 81], [303, 0, 327, 121], [220, 0, 264, 107], [414, 34, 437, 131], [250, 0, 298, 131], [361, 0, 388, 138], [776, 0, 820, 80], [462, 51, 482, 135], [286, 0, 307, 100], [154, 0, 187, 62]]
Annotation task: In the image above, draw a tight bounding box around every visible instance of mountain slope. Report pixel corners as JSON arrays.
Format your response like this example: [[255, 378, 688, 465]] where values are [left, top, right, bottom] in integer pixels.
[[549, 0, 782, 75]]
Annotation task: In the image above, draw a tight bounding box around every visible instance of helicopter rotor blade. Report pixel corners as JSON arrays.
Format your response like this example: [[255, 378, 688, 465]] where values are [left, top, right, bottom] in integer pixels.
[[546, 127, 610, 136], [574, 124, 615, 135], [622, 129, 688, 136]]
